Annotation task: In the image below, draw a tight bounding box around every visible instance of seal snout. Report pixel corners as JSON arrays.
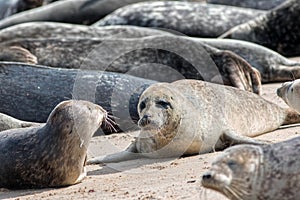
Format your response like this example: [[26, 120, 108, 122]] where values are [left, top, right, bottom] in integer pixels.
[[202, 172, 212, 180], [138, 114, 151, 127]]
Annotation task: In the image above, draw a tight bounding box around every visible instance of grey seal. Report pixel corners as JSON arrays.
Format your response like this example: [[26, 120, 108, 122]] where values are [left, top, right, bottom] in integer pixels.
[[0, 0, 178, 30], [0, 0, 43, 20], [220, 0, 300, 57], [0, 100, 106, 188], [0, 22, 171, 42], [0, 62, 156, 133], [87, 79, 300, 164], [94, 1, 266, 37], [202, 136, 300, 200], [206, 0, 286, 10], [197, 38, 300, 83], [0, 113, 40, 132]]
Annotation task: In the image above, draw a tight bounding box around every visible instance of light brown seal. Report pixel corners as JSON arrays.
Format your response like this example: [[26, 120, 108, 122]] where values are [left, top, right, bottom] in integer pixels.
[[87, 79, 300, 164], [201, 136, 300, 200], [0, 100, 106, 188], [277, 79, 300, 112], [0, 113, 40, 132]]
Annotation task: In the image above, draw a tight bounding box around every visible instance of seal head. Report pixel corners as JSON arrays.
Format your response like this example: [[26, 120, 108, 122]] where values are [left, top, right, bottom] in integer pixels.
[[201, 145, 263, 200], [277, 79, 300, 112]]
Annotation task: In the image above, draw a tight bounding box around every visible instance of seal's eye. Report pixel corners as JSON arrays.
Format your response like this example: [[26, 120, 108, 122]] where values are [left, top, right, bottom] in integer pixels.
[[227, 160, 238, 169], [156, 100, 171, 109], [139, 101, 146, 111]]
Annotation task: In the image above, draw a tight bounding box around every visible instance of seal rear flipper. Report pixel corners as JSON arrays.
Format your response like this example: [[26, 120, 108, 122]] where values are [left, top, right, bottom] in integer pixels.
[[87, 142, 142, 164], [216, 130, 268, 151], [0, 46, 37, 64], [211, 50, 262, 95]]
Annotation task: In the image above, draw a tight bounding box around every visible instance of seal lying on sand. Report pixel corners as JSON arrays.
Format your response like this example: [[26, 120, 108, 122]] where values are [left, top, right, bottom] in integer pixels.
[[87, 79, 300, 164], [0, 62, 156, 133], [220, 0, 300, 57], [0, 113, 40, 132], [198, 38, 300, 83], [0, 22, 171, 42], [0, 0, 175, 30], [202, 136, 300, 200], [206, 0, 286, 10], [277, 79, 300, 112], [94, 1, 265, 37], [0, 100, 106, 188], [0, 35, 261, 94]]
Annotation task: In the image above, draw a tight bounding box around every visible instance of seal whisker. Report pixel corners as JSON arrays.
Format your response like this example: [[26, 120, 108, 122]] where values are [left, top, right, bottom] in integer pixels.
[[230, 182, 251, 196], [225, 185, 243, 200], [103, 114, 119, 133]]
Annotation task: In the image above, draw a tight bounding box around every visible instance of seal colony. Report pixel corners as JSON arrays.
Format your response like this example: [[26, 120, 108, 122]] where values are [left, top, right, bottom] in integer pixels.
[[94, 1, 265, 37], [220, 0, 300, 56], [0, 100, 106, 188], [87, 79, 300, 164], [202, 136, 300, 200], [0, 35, 261, 94], [1, 23, 300, 86]]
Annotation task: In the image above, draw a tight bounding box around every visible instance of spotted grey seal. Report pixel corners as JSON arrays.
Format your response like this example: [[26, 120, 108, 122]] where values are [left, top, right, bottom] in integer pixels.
[[0, 35, 261, 94], [277, 79, 300, 112], [0, 100, 106, 188], [0, 0, 179, 30], [202, 136, 300, 200], [0, 62, 156, 133], [87, 79, 300, 164], [94, 1, 265, 37], [197, 38, 300, 83], [0, 113, 40, 132], [206, 0, 286, 10], [0, 22, 171, 42], [220, 0, 300, 57]]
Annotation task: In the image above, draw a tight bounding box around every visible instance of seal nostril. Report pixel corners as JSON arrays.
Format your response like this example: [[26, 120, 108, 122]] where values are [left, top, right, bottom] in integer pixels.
[[202, 173, 212, 180]]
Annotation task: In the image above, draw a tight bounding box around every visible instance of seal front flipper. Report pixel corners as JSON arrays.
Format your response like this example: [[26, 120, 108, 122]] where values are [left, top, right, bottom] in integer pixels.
[[0, 46, 37, 64], [216, 129, 267, 150], [87, 142, 142, 164]]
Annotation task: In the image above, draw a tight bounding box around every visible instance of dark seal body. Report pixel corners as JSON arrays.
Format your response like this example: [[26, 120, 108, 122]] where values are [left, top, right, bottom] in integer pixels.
[[206, 0, 286, 10], [0, 35, 261, 94], [0, 62, 156, 133], [0, 22, 170, 42], [0, 0, 43, 20], [0, 0, 176, 30], [202, 136, 300, 200], [198, 38, 300, 82], [0, 100, 106, 188], [220, 0, 300, 56], [94, 1, 266, 37]]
